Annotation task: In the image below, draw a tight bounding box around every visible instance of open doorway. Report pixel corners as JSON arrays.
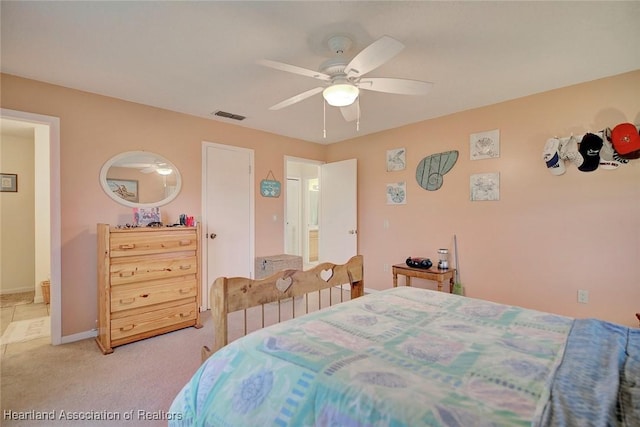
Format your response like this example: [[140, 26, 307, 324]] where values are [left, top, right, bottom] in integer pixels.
[[285, 157, 321, 269], [0, 109, 61, 346]]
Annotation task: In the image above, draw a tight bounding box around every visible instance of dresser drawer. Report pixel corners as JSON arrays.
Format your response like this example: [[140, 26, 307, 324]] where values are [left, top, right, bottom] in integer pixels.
[[109, 229, 197, 258], [111, 277, 197, 312], [110, 254, 197, 286], [111, 301, 197, 342]]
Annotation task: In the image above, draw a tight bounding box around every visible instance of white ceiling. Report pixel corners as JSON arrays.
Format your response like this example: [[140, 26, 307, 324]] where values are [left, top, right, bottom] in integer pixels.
[[2, 1, 639, 144]]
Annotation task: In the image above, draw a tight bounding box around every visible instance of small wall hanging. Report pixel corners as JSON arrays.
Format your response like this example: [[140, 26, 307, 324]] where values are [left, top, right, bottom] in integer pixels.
[[386, 182, 406, 205], [416, 150, 458, 191], [260, 170, 281, 198], [470, 129, 500, 160], [0, 173, 18, 192], [470, 172, 500, 201], [386, 148, 406, 171]]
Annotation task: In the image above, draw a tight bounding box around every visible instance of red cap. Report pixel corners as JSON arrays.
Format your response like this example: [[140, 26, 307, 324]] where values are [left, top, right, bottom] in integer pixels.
[[611, 123, 640, 157]]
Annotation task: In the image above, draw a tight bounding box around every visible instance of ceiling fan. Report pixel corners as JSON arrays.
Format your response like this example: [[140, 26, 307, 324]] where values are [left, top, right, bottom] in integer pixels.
[[258, 35, 433, 123], [141, 162, 173, 175]]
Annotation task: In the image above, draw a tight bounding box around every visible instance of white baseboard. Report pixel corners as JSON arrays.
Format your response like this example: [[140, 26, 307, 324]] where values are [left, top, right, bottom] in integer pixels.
[[60, 328, 97, 345]]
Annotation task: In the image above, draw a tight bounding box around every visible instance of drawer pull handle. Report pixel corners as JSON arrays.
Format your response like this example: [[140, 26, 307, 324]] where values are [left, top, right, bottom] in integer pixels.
[[179, 265, 192, 270], [119, 271, 135, 277], [119, 244, 135, 249], [119, 298, 135, 305], [179, 240, 192, 246], [179, 288, 190, 294], [180, 312, 193, 318], [140, 294, 149, 298], [120, 325, 135, 332]]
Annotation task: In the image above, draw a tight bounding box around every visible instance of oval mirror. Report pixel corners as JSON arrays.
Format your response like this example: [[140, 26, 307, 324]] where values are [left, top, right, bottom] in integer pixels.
[[99, 151, 182, 208]]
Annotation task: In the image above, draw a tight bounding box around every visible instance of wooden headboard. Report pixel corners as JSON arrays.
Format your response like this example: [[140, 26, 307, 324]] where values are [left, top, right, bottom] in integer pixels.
[[202, 255, 364, 361]]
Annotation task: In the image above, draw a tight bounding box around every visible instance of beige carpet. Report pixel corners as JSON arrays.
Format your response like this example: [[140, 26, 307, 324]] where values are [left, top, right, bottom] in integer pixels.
[[0, 290, 352, 426], [1, 311, 213, 427], [0, 317, 50, 345]]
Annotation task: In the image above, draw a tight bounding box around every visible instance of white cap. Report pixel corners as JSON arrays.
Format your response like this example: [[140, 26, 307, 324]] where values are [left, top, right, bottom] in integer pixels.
[[543, 138, 566, 176]]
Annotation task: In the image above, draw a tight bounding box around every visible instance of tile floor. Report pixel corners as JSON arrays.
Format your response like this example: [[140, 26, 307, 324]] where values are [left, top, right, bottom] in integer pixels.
[[0, 302, 50, 357]]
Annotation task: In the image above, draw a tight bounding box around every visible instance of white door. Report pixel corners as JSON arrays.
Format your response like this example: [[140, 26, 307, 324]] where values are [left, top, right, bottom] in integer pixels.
[[202, 143, 254, 308], [285, 178, 301, 256], [319, 159, 357, 264]]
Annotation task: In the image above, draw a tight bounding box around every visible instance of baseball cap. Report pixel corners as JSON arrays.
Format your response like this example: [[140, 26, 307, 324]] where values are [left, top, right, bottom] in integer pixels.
[[542, 138, 565, 175], [599, 128, 621, 170], [578, 133, 602, 172], [559, 135, 584, 167], [611, 123, 640, 159]]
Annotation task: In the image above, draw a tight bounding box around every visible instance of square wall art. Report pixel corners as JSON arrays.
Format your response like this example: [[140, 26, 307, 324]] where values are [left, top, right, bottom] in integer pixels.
[[470, 173, 500, 201], [386, 182, 406, 205], [386, 148, 406, 171], [470, 129, 500, 160]]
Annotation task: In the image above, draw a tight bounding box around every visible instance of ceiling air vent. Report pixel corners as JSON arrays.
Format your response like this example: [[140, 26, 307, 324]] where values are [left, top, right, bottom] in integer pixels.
[[213, 110, 246, 121]]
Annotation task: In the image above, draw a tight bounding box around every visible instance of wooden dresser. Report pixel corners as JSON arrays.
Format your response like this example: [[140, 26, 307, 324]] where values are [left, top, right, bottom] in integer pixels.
[[96, 223, 202, 354]]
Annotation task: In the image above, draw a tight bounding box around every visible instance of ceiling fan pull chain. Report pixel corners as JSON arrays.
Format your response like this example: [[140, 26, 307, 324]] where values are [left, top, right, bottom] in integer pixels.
[[356, 99, 360, 131], [323, 99, 327, 138]]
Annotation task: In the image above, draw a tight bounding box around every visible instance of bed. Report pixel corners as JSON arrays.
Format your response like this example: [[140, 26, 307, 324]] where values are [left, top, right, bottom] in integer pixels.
[[170, 256, 639, 426]]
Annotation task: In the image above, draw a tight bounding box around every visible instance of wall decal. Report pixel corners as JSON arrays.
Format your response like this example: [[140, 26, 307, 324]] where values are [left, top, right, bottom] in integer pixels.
[[416, 151, 458, 191], [470, 129, 500, 160]]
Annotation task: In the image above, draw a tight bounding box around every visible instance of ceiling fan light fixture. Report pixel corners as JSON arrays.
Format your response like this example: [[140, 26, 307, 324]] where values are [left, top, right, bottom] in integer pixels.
[[323, 83, 359, 107], [156, 168, 173, 176]]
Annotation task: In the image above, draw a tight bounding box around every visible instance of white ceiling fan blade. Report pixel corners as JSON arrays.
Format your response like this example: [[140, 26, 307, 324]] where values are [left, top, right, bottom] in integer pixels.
[[340, 102, 359, 122], [359, 77, 433, 95], [257, 59, 331, 81], [344, 35, 405, 78], [269, 87, 324, 110]]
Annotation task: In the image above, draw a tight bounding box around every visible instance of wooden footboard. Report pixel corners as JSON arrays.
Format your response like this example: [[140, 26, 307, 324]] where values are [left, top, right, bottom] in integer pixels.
[[202, 255, 364, 361]]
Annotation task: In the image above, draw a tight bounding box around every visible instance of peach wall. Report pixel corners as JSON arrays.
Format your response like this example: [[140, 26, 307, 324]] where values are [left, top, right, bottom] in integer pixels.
[[1, 73, 325, 336], [1, 71, 638, 337], [327, 70, 640, 326]]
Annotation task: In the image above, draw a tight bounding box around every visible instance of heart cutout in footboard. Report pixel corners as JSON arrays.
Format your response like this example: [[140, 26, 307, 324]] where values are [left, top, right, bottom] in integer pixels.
[[320, 268, 333, 282], [276, 276, 293, 293]]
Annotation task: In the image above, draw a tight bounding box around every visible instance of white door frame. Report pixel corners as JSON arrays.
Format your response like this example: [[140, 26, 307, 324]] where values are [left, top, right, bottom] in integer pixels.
[[200, 141, 255, 310], [1, 108, 61, 345]]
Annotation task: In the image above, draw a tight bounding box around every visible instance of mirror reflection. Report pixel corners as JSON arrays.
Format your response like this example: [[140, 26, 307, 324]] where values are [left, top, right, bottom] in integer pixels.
[[99, 151, 181, 208]]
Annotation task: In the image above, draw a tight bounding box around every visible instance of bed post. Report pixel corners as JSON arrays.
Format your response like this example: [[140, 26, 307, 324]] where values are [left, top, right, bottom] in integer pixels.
[[201, 276, 228, 362], [349, 255, 364, 299]]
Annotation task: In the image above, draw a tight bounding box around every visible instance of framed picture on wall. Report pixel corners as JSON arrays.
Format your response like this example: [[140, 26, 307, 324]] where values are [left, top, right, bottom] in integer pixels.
[[106, 178, 138, 203], [0, 173, 18, 192]]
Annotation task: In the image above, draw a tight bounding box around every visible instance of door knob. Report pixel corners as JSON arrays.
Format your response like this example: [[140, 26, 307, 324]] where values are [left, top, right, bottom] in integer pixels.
[[209, 233, 217, 240]]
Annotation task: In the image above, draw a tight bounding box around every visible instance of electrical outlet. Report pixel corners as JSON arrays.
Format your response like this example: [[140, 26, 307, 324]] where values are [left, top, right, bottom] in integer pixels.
[[577, 289, 589, 304], [383, 263, 389, 272]]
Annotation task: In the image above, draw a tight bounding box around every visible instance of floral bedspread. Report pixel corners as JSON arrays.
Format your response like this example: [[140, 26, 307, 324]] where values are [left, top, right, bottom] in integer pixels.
[[169, 287, 633, 426]]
